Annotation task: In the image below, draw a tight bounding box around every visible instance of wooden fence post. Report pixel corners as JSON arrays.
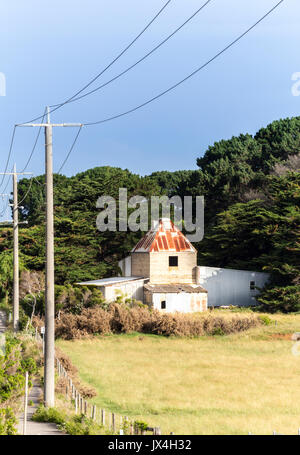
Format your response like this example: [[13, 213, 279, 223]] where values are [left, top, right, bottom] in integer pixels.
[[112, 413, 115, 433], [156, 427, 161, 435], [101, 409, 105, 426], [92, 405, 96, 420]]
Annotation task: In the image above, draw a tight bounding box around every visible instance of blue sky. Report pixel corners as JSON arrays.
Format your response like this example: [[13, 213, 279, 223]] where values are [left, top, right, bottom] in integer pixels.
[[0, 0, 299, 196]]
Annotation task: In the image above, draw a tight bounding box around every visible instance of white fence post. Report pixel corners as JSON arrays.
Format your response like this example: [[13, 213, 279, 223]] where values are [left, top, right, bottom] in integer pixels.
[[23, 372, 29, 435]]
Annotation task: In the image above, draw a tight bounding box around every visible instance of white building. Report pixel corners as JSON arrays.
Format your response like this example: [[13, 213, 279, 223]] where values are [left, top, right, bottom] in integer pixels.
[[78, 219, 208, 312], [198, 266, 270, 307]]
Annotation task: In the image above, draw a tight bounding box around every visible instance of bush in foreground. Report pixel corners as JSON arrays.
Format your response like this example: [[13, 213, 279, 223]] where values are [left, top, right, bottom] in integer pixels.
[[53, 304, 262, 340], [32, 406, 106, 435]]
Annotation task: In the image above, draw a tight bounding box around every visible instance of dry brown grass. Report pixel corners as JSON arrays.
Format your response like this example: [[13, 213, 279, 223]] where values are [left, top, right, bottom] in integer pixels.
[[53, 304, 261, 339], [57, 312, 300, 435]]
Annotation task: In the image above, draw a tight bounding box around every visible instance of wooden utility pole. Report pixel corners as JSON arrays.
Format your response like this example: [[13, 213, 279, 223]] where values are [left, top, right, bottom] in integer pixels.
[[20, 108, 82, 407], [13, 163, 19, 331], [0, 167, 31, 331], [44, 107, 55, 407]]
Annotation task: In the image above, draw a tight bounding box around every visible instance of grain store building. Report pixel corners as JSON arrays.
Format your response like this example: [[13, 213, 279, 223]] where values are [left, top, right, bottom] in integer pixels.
[[78, 218, 269, 310], [78, 218, 208, 313]]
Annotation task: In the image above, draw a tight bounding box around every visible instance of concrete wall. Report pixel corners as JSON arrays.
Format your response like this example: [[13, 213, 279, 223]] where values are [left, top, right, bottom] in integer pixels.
[[118, 256, 132, 277], [131, 253, 150, 278], [198, 266, 270, 307], [149, 252, 197, 284], [100, 279, 146, 303], [147, 291, 207, 313]]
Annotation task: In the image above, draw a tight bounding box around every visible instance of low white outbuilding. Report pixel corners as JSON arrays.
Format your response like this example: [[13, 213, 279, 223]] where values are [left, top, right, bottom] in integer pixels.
[[76, 276, 147, 303], [144, 283, 207, 313]]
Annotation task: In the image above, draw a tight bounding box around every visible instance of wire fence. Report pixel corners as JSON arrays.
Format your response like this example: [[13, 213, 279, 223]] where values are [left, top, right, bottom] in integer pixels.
[[249, 430, 300, 435], [34, 328, 162, 435], [55, 357, 161, 435]]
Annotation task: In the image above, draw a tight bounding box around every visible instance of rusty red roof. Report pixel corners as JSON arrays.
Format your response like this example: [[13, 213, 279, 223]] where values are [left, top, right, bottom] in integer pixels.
[[132, 219, 196, 253]]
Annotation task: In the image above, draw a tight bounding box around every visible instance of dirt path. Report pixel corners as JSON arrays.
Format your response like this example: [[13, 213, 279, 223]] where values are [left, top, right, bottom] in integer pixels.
[[17, 381, 64, 436]]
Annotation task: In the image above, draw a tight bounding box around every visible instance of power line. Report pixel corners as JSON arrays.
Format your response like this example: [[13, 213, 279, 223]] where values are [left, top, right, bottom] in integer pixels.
[[82, 0, 285, 127], [50, 0, 213, 107], [0, 192, 10, 218], [12, 0, 285, 172], [20, 108, 47, 172], [18, 177, 34, 207], [0, 127, 16, 190], [56, 126, 83, 175], [0, 166, 14, 195], [20, 0, 173, 125], [0, 109, 45, 196]]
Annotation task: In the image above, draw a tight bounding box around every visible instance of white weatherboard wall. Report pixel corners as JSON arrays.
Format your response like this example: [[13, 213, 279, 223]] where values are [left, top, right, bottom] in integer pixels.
[[199, 267, 270, 307], [100, 278, 146, 303], [151, 292, 206, 313]]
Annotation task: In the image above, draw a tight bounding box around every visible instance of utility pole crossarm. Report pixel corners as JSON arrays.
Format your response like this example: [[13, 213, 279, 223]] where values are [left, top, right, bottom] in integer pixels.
[[17, 123, 83, 128], [0, 172, 32, 175]]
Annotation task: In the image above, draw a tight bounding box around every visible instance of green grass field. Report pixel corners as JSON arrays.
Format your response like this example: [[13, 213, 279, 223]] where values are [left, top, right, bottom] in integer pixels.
[[57, 311, 300, 435]]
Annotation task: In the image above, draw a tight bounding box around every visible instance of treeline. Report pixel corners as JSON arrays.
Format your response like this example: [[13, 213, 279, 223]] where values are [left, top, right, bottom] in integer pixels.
[[0, 116, 299, 312]]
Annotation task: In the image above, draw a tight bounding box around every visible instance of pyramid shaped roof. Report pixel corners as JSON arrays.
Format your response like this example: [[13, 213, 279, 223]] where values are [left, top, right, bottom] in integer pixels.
[[132, 219, 196, 253]]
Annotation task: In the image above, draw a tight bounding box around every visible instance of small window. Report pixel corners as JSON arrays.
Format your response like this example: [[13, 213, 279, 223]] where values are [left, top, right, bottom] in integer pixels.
[[250, 281, 255, 290], [169, 256, 178, 267], [161, 301, 166, 309]]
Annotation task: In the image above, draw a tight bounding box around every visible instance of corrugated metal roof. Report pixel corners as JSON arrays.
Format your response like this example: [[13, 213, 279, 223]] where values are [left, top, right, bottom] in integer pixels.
[[132, 218, 196, 253], [144, 284, 207, 294], [76, 276, 146, 287]]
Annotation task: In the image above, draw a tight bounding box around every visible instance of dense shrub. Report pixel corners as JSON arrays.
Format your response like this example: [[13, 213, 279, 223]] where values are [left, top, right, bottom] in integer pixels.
[[0, 334, 40, 434], [55, 306, 111, 340], [32, 406, 65, 425], [62, 414, 105, 435], [0, 407, 17, 435], [32, 406, 106, 435], [53, 304, 262, 340], [257, 285, 300, 313]]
